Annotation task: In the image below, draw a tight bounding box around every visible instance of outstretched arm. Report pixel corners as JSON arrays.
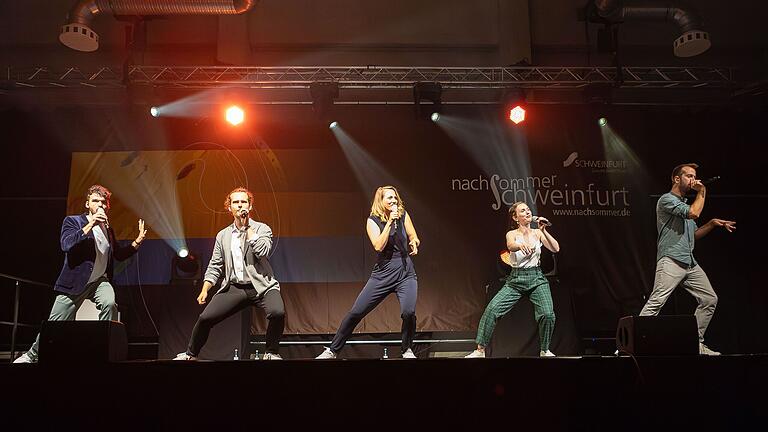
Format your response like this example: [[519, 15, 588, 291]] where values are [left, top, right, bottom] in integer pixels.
[[695, 218, 736, 240], [507, 230, 533, 255], [114, 219, 147, 261]]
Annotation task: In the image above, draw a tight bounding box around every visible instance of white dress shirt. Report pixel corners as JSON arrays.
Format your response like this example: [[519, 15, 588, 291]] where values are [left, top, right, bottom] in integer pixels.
[[230, 225, 249, 284], [87, 224, 110, 283]]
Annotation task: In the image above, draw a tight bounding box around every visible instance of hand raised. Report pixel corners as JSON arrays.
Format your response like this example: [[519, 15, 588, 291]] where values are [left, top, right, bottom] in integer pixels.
[[711, 218, 736, 233], [136, 219, 147, 241]]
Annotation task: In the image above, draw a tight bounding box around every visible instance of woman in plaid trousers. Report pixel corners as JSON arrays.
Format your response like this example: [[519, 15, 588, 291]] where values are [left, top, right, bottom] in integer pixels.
[[466, 201, 560, 358]]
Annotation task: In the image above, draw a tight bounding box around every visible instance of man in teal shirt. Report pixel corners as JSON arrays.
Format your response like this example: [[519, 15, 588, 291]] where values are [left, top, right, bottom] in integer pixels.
[[639, 163, 736, 355]]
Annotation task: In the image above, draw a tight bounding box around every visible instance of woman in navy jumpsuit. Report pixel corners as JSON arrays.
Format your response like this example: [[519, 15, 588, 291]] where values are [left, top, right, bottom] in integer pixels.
[[316, 186, 421, 359]]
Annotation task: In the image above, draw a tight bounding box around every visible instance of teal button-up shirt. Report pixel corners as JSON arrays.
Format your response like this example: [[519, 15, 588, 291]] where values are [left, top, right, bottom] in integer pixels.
[[656, 192, 698, 267]]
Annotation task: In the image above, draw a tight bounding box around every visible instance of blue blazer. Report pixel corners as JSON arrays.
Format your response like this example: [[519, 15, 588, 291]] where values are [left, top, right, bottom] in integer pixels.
[[54, 214, 137, 296]]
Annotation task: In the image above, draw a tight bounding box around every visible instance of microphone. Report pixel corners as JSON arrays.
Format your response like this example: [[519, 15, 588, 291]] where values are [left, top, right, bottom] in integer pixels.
[[532, 216, 552, 227], [390, 204, 399, 230], [97, 207, 109, 229], [702, 176, 720, 185], [239, 210, 249, 229]]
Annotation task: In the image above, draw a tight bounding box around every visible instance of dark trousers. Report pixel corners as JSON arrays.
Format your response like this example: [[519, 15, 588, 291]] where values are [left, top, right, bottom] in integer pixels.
[[188, 285, 285, 355], [330, 275, 417, 353]]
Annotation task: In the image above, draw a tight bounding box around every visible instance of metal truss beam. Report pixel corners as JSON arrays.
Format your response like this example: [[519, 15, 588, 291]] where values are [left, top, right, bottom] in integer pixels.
[[3, 65, 737, 90]]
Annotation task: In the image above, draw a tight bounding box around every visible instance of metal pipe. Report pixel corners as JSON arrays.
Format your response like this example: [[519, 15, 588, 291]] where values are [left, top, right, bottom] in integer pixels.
[[594, 1, 711, 57], [60, 0, 258, 52]]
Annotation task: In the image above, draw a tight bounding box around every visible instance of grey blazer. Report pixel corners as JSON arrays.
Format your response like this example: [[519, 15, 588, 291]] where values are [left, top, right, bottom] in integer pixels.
[[204, 219, 280, 297]]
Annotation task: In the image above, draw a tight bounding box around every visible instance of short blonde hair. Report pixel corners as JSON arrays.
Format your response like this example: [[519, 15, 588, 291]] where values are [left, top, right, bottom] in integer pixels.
[[370, 186, 406, 223]]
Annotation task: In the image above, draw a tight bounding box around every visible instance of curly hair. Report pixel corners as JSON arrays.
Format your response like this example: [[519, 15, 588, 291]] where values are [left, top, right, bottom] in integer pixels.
[[86, 184, 111, 209], [224, 187, 254, 210]]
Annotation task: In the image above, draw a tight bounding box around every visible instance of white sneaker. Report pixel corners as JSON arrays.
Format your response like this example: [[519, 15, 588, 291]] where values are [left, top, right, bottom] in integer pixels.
[[464, 349, 485, 358], [12, 352, 37, 364], [173, 352, 197, 361], [540, 350, 556, 357], [315, 347, 337, 359], [262, 353, 283, 360], [699, 343, 721, 356], [402, 348, 417, 359]]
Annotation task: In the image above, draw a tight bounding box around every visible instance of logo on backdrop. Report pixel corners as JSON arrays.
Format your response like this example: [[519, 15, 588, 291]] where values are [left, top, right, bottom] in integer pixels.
[[562, 152, 628, 172], [563, 152, 578, 167], [451, 152, 632, 217]]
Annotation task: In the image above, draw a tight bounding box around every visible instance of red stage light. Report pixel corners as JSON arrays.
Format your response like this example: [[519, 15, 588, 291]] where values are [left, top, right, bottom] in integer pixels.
[[225, 105, 245, 126]]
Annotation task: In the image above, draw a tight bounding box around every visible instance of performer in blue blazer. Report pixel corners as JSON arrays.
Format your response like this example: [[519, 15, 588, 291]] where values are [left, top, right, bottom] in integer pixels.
[[13, 184, 147, 363]]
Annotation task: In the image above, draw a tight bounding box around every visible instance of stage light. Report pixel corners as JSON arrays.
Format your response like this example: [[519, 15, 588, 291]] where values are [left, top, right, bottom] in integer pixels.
[[178, 247, 189, 258], [599, 117, 608, 127], [171, 250, 200, 285], [430, 112, 440, 122], [509, 105, 526, 124], [502, 88, 527, 125], [329, 121, 339, 129], [150, 107, 159, 117], [225, 105, 245, 126]]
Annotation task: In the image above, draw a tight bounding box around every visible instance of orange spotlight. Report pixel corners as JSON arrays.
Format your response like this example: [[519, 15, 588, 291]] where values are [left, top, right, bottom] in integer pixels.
[[509, 105, 526, 124], [225, 105, 245, 126]]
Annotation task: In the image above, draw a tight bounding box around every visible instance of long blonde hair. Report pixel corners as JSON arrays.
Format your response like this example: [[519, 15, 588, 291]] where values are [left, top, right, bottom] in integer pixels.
[[370, 185, 406, 223]]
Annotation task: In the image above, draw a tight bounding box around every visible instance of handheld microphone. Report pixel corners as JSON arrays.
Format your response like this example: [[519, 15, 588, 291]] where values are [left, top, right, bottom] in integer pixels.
[[702, 176, 720, 185], [239, 210, 249, 229], [97, 207, 109, 229], [390, 204, 399, 230], [532, 216, 552, 227]]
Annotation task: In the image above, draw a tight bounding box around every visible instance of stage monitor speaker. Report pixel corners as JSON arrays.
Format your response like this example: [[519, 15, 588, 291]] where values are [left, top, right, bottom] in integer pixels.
[[616, 315, 698, 355], [39, 320, 128, 364]]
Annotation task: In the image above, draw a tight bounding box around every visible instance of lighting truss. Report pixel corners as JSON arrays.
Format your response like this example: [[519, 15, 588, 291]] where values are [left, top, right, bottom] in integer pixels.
[[2, 65, 736, 90]]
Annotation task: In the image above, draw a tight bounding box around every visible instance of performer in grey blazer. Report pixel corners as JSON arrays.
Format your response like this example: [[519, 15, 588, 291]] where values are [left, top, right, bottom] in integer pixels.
[[174, 187, 285, 360]]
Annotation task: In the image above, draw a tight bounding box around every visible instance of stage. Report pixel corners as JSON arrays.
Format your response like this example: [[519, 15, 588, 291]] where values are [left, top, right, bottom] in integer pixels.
[[4, 354, 767, 430]]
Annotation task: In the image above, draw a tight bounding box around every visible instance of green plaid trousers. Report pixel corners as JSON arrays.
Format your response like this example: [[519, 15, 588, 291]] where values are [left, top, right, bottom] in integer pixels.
[[475, 266, 555, 351]]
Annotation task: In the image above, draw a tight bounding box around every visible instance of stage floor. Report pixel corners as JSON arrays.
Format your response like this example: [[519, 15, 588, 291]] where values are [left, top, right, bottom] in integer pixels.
[[4, 354, 767, 430]]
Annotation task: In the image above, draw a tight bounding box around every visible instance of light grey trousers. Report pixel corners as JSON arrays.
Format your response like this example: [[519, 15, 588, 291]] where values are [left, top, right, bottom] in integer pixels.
[[26, 277, 118, 358], [639, 257, 718, 342]]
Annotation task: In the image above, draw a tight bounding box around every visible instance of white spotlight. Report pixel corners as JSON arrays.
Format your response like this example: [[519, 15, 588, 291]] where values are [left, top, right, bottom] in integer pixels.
[[150, 107, 159, 117], [430, 113, 440, 122], [329, 121, 339, 129], [178, 247, 189, 258]]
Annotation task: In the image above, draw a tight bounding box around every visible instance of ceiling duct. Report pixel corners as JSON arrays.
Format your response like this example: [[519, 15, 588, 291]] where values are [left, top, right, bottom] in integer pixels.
[[594, 0, 711, 57], [59, 0, 258, 52]]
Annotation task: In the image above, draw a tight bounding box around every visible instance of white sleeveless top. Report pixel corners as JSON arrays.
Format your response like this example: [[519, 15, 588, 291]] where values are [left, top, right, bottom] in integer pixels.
[[509, 231, 542, 268]]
